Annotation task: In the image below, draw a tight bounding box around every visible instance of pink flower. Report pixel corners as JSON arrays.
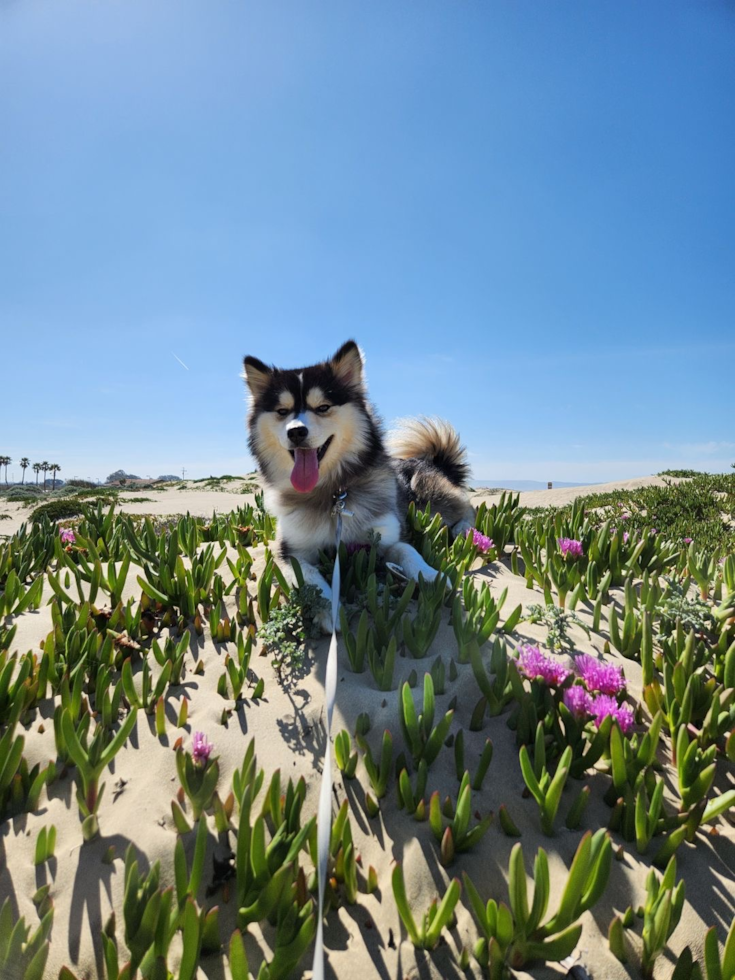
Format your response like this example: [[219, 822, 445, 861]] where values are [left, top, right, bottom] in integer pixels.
[[467, 528, 494, 553], [517, 645, 570, 687], [346, 541, 370, 556], [623, 532, 629, 544], [192, 731, 213, 766], [650, 529, 658, 535], [591, 695, 635, 735], [683, 537, 692, 544], [558, 537, 584, 559], [575, 654, 626, 696], [621, 514, 629, 521], [563, 686, 594, 719], [60, 528, 76, 545]]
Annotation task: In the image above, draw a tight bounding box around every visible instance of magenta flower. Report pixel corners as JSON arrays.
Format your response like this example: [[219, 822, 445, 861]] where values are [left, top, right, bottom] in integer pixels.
[[192, 731, 213, 767], [557, 537, 584, 559], [621, 514, 629, 521], [517, 644, 570, 686], [467, 528, 494, 554], [683, 537, 692, 544], [591, 695, 635, 735], [563, 685, 594, 720], [346, 541, 371, 556], [60, 528, 76, 545], [623, 532, 629, 544], [575, 654, 626, 696]]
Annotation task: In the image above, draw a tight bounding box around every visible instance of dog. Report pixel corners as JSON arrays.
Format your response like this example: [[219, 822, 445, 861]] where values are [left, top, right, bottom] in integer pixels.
[[243, 340, 475, 632]]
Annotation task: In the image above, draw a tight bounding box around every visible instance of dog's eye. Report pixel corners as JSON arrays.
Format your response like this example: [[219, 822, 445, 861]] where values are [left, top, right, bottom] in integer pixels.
[[276, 408, 291, 418], [314, 404, 331, 415]]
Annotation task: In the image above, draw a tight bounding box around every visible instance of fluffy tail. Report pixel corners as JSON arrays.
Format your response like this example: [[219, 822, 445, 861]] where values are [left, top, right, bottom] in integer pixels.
[[387, 416, 471, 487]]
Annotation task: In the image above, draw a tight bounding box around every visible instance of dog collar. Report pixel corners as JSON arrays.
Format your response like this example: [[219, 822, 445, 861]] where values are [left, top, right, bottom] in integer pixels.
[[331, 487, 352, 518]]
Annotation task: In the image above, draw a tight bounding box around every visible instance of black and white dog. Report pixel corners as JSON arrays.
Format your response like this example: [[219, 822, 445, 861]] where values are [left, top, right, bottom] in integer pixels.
[[243, 340, 475, 631]]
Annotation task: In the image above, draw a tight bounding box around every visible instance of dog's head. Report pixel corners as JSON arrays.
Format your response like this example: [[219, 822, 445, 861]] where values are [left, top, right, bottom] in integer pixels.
[[243, 340, 376, 494]]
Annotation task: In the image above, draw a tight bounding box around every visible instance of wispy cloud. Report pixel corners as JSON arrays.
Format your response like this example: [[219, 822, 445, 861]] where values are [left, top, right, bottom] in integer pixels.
[[172, 353, 190, 371]]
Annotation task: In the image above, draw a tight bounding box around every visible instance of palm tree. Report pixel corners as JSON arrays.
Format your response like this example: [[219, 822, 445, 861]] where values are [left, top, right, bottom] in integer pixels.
[[0, 456, 9, 484], [33, 462, 41, 485], [41, 461, 50, 490], [20, 457, 30, 484], [50, 464, 61, 490]]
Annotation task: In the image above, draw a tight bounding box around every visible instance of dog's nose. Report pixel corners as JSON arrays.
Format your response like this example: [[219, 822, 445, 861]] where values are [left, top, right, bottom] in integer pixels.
[[287, 424, 309, 446]]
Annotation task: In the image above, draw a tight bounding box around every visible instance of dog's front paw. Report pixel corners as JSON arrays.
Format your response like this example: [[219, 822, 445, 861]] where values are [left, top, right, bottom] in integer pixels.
[[417, 564, 439, 583], [452, 518, 474, 539], [315, 604, 339, 635]]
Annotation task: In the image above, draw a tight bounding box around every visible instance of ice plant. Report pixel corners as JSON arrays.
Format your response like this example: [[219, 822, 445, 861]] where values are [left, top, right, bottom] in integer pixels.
[[60, 527, 76, 545], [192, 731, 213, 767], [61, 708, 138, 840], [517, 644, 570, 687], [463, 831, 612, 977], [392, 862, 461, 949], [177, 735, 219, 820], [563, 685, 594, 720], [683, 537, 692, 544], [575, 654, 626, 696], [623, 532, 629, 544], [557, 537, 583, 559], [467, 528, 494, 554], [591, 695, 634, 736]]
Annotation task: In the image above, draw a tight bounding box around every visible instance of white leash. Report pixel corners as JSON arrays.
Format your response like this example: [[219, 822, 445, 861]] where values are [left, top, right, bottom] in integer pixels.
[[311, 489, 351, 980]]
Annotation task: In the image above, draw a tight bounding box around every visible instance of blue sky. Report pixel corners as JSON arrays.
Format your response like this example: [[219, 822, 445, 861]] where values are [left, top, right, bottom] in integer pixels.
[[1, 0, 734, 484]]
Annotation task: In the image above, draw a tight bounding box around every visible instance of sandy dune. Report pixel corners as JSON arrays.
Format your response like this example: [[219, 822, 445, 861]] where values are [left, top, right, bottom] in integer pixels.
[[0, 475, 732, 980]]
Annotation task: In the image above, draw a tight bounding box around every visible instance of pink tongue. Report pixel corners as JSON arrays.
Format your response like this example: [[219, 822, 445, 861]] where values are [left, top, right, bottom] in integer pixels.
[[291, 448, 319, 493]]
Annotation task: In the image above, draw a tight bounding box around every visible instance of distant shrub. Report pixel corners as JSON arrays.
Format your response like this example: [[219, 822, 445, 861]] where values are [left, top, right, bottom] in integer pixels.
[[657, 469, 703, 478], [31, 499, 85, 523], [4, 486, 42, 502], [66, 479, 98, 489], [106, 469, 140, 483]]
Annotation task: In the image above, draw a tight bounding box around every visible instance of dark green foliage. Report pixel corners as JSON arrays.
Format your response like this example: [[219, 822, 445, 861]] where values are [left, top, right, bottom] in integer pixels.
[[31, 499, 86, 523], [258, 584, 329, 670], [528, 473, 735, 555]]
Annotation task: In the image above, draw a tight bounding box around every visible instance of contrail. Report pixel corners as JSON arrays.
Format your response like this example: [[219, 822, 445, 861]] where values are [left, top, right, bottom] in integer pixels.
[[172, 353, 189, 371]]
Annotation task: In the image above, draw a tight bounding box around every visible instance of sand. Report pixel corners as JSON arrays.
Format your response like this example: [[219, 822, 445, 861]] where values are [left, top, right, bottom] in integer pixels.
[[471, 475, 687, 511], [0, 476, 733, 980]]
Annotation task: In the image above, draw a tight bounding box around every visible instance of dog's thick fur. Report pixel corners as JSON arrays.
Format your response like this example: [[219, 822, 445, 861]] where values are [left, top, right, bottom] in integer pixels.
[[243, 340, 475, 631]]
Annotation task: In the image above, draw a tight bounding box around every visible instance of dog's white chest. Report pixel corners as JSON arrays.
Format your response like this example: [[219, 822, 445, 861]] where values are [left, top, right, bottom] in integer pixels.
[[277, 501, 402, 561]]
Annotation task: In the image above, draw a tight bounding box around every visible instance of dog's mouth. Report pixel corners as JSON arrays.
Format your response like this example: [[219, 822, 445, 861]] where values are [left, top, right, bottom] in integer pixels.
[[289, 436, 333, 493]]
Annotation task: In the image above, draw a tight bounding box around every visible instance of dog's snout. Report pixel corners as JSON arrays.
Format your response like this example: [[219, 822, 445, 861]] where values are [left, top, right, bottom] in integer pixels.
[[287, 423, 309, 446]]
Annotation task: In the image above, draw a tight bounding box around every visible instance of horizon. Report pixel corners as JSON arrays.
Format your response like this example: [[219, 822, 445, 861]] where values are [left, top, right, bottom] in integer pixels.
[[2, 1, 734, 483], [2, 462, 733, 491]]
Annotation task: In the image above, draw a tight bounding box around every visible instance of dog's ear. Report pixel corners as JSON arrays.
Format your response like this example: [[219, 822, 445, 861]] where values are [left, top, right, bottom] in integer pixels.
[[330, 340, 364, 389], [243, 356, 272, 398]]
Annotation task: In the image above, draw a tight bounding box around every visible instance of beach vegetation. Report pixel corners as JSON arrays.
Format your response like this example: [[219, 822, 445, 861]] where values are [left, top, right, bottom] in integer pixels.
[[0, 474, 733, 978], [392, 861, 461, 950], [463, 830, 611, 977]]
